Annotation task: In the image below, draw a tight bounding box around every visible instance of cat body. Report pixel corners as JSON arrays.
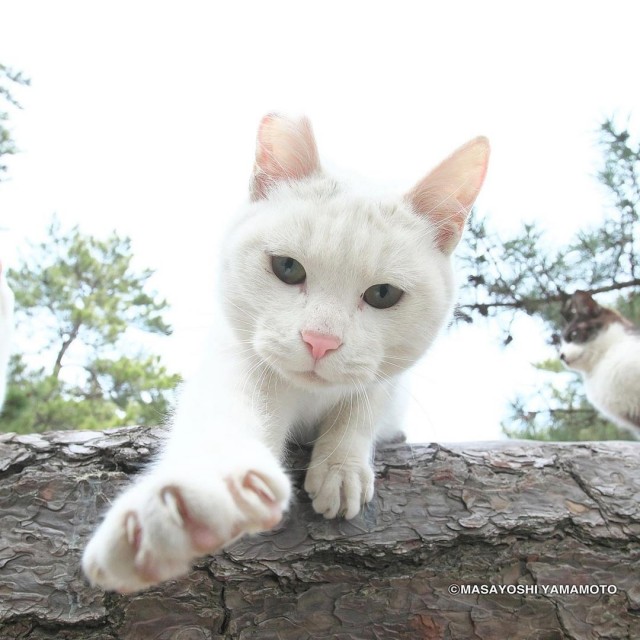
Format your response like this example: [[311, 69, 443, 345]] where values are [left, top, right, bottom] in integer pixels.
[[560, 290, 640, 435], [0, 261, 14, 411], [83, 114, 490, 592]]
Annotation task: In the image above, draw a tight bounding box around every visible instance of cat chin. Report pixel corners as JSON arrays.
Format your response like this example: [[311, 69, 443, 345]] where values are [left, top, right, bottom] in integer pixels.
[[561, 358, 584, 373], [290, 370, 334, 388], [283, 366, 374, 391]]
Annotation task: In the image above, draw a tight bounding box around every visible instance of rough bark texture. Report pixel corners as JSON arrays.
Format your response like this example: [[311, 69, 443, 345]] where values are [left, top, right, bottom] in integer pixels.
[[1, 425, 639, 639]]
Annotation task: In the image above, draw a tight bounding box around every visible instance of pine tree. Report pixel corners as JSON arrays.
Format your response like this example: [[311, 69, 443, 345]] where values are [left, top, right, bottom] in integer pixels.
[[2, 218, 181, 433], [457, 118, 639, 440], [0, 64, 30, 181]]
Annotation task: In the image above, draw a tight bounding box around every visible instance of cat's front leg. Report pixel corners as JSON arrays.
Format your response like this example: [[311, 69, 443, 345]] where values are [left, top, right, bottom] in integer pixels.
[[82, 436, 290, 593], [82, 357, 292, 594], [304, 388, 386, 519]]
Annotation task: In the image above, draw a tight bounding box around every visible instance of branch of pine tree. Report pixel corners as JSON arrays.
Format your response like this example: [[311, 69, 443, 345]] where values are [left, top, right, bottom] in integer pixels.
[[459, 277, 640, 317]]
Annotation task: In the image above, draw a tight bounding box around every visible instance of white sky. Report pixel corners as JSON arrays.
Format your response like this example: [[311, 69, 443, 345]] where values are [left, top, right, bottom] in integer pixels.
[[1, 1, 638, 441]]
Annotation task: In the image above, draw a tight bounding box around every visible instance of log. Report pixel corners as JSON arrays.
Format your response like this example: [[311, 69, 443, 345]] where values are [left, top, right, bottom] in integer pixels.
[[0, 425, 639, 640]]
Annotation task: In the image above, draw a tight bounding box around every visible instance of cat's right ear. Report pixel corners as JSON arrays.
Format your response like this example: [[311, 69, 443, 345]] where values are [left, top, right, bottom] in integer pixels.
[[407, 137, 490, 255], [250, 114, 320, 200], [570, 290, 602, 318]]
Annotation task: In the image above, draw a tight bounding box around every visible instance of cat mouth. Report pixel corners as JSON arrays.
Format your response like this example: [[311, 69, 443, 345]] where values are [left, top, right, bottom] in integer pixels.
[[296, 370, 328, 384], [560, 352, 582, 367]]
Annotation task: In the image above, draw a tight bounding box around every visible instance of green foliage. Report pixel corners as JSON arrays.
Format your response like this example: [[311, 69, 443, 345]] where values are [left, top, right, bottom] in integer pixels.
[[1, 219, 181, 433], [0, 64, 30, 180], [458, 117, 640, 441], [459, 119, 640, 333], [459, 218, 570, 330], [503, 399, 634, 441], [501, 359, 634, 442]]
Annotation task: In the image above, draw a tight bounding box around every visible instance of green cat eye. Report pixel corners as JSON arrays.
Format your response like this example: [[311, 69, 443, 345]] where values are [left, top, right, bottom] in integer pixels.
[[271, 256, 307, 285], [363, 283, 404, 309]]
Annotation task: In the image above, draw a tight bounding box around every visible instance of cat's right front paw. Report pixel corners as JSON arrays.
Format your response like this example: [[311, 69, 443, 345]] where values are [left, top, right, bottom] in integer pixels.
[[82, 466, 290, 593]]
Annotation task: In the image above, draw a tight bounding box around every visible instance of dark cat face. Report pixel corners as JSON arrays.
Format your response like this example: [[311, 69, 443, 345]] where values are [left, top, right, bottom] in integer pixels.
[[559, 290, 632, 372], [559, 290, 607, 350], [562, 318, 604, 345]]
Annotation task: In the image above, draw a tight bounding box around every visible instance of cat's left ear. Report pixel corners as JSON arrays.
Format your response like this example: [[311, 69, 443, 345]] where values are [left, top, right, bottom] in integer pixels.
[[407, 137, 490, 254], [250, 113, 321, 200], [569, 290, 602, 318]]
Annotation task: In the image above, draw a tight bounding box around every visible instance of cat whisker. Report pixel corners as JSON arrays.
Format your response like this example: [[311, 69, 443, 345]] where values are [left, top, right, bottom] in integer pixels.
[[382, 354, 418, 362], [379, 359, 408, 371], [227, 326, 256, 335], [250, 358, 271, 414], [356, 380, 375, 449], [221, 296, 262, 324], [237, 354, 267, 397]]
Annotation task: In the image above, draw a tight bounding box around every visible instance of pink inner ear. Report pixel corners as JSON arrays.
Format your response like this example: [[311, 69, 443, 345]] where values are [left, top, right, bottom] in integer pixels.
[[251, 114, 320, 200], [407, 136, 490, 254]]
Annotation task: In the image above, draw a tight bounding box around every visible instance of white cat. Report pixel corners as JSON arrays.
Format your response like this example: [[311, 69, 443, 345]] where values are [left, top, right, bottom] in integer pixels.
[[560, 290, 640, 436], [83, 114, 490, 592], [0, 260, 14, 411]]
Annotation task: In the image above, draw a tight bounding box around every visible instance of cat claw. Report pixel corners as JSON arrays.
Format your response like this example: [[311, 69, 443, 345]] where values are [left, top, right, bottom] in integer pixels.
[[83, 467, 290, 593], [227, 471, 282, 532]]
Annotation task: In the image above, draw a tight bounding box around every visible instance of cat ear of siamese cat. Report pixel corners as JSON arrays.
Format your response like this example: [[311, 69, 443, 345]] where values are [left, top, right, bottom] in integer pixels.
[[82, 114, 490, 593], [560, 289, 640, 436], [0, 260, 14, 412]]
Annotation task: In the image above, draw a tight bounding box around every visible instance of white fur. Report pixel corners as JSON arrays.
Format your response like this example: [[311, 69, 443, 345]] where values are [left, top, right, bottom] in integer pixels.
[[83, 115, 489, 592], [561, 323, 640, 435], [0, 266, 14, 411]]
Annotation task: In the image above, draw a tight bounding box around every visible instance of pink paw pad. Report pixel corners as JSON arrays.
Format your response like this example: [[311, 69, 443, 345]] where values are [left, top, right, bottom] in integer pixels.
[[125, 511, 162, 584], [160, 486, 223, 553], [227, 471, 283, 532]]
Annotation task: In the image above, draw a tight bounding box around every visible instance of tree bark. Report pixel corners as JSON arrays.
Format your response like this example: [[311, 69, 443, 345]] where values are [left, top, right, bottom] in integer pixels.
[[1, 425, 639, 640]]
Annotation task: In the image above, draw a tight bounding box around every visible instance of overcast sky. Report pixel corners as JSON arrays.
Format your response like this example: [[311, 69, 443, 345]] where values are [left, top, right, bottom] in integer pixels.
[[1, 1, 638, 441]]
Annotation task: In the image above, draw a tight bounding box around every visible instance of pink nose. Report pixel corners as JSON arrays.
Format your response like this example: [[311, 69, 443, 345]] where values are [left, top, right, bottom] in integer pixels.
[[301, 330, 342, 360]]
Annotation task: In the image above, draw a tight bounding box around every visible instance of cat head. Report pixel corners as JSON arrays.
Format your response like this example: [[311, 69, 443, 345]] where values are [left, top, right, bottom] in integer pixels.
[[559, 290, 633, 372], [222, 114, 489, 390]]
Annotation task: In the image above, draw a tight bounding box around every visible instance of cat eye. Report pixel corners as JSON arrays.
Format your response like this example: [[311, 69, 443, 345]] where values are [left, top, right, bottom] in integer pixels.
[[271, 256, 306, 285], [363, 283, 404, 309], [565, 323, 599, 343]]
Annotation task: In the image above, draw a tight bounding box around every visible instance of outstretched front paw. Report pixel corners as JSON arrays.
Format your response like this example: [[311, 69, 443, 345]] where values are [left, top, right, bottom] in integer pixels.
[[82, 466, 290, 593]]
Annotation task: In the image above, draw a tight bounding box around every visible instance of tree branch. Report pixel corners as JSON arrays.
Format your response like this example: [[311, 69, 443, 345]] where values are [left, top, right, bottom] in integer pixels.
[[459, 277, 640, 316], [1, 424, 639, 638], [52, 320, 81, 379]]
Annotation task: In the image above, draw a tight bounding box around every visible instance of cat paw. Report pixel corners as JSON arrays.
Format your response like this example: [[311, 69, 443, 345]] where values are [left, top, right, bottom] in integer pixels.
[[304, 458, 374, 519], [82, 466, 290, 593]]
